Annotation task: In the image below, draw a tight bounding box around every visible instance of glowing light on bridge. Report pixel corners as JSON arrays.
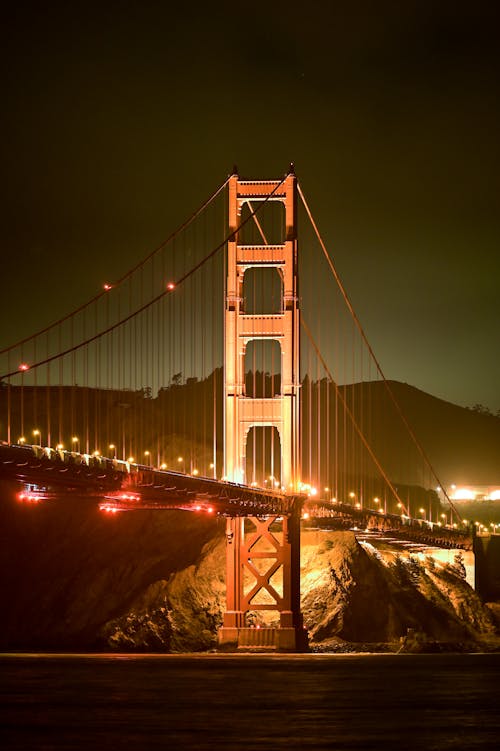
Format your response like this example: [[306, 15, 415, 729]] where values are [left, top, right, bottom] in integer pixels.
[[452, 488, 475, 500], [167, 282, 175, 290], [18, 363, 29, 372], [103, 283, 113, 291], [18, 491, 43, 504]]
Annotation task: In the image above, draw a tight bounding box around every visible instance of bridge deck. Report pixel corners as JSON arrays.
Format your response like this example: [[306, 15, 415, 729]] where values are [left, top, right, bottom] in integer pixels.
[[0, 443, 473, 549]]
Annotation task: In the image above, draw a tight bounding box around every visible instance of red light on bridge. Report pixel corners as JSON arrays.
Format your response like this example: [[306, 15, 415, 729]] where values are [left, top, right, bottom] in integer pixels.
[[103, 283, 113, 291], [166, 282, 175, 291], [18, 363, 30, 372], [207, 506, 214, 514], [17, 492, 41, 504]]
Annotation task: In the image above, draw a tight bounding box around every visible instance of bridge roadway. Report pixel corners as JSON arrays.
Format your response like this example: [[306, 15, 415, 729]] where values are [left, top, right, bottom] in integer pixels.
[[0, 443, 299, 516], [0, 443, 473, 549]]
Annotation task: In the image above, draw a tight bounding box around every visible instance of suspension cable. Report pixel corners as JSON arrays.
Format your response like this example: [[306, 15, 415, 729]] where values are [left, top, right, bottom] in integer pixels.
[[0, 177, 230, 355], [1, 175, 287, 380], [300, 313, 408, 513], [297, 181, 461, 521]]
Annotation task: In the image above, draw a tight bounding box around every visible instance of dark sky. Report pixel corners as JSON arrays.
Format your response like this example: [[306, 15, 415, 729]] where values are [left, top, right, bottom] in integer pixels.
[[1, 1, 499, 410]]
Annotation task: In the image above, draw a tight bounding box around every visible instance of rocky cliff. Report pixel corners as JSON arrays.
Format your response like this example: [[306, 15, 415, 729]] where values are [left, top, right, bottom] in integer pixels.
[[0, 485, 497, 652]]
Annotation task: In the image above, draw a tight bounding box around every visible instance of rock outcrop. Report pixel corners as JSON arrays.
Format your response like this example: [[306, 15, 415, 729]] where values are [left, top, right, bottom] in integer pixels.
[[300, 531, 496, 648], [0, 486, 497, 651]]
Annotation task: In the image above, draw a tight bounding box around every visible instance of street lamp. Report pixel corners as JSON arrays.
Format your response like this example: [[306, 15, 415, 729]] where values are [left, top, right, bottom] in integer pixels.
[[33, 429, 41, 446], [177, 456, 184, 472], [71, 436, 80, 453], [144, 450, 151, 466]]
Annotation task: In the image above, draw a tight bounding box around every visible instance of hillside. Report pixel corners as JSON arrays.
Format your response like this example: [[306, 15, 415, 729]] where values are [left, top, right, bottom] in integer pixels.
[[1, 376, 498, 489], [371, 381, 500, 487]]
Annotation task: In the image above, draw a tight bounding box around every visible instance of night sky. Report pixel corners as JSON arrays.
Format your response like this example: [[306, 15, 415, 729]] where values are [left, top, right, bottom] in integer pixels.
[[2, 1, 499, 411]]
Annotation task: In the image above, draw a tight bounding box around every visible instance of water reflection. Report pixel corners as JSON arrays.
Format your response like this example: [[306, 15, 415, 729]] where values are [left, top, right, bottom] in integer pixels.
[[1, 653, 499, 750]]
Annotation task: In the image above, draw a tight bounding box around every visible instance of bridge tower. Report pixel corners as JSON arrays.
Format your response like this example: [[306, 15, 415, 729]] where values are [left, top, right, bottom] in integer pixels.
[[219, 168, 305, 651]]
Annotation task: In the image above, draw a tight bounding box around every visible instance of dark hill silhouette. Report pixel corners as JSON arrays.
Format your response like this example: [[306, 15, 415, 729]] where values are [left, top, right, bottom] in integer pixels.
[[1, 375, 498, 490], [371, 381, 500, 487]]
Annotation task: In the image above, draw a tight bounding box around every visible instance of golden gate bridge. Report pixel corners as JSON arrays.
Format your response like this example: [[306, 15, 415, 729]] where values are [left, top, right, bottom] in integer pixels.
[[0, 166, 473, 650]]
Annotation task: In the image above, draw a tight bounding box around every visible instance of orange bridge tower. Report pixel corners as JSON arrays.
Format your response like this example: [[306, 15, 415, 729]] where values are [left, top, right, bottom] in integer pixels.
[[219, 168, 305, 651]]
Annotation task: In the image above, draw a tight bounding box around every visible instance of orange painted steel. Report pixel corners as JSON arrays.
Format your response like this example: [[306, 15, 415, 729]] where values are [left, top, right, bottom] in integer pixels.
[[220, 169, 305, 650]]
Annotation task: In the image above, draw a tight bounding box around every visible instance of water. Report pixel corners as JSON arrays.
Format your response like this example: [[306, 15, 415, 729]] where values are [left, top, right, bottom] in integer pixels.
[[1, 653, 500, 750]]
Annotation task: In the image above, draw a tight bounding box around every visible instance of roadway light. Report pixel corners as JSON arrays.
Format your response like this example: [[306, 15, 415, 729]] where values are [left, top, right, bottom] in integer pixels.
[[33, 429, 41, 445], [18, 436, 26, 444]]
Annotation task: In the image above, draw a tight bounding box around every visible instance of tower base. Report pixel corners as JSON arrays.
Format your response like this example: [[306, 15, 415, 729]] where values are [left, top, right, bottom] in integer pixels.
[[218, 625, 308, 652]]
